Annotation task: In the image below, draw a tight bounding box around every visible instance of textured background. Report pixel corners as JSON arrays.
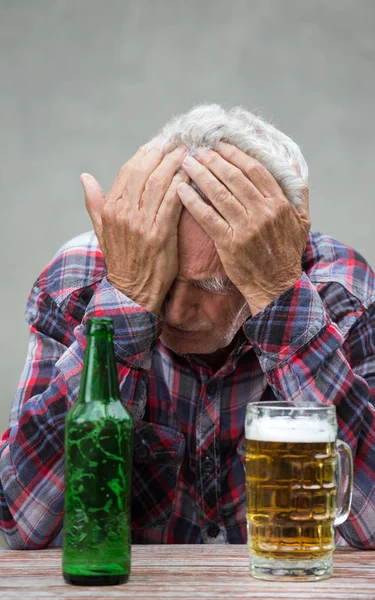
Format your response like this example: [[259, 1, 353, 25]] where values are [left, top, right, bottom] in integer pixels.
[[0, 0, 374, 439]]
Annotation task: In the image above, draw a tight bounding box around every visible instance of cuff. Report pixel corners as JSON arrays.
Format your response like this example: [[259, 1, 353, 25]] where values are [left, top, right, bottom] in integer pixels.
[[81, 277, 162, 370], [243, 272, 330, 371]]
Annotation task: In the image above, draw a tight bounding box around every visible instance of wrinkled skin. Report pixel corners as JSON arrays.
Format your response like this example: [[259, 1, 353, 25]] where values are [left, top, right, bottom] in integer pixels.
[[82, 141, 310, 371], [160, 209, 250, 364], [81, 143, 190, 315], [176, 143, 310, 317]]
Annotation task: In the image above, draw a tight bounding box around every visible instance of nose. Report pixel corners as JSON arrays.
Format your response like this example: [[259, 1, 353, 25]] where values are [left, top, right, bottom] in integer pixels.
[[164, 281, 200, 328]]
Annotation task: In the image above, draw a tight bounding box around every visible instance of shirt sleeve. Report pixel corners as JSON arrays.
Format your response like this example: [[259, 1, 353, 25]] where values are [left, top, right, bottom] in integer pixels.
[[0, 276, 161, 549], [244, 271, 375, 549]]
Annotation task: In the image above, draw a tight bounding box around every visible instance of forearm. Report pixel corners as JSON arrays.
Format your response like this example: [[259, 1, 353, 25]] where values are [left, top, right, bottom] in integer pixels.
[[0, 374, 68, 549], [244, 272, 375, 548], [0, 278, 161, 549]]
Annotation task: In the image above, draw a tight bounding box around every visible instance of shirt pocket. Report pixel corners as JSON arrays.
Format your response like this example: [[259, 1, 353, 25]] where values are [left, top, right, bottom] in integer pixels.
[[131, 421, 186, 530]]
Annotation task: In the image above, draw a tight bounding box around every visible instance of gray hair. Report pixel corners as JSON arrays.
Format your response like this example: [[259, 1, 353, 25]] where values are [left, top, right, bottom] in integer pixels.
[[154, 103, 308, 208]]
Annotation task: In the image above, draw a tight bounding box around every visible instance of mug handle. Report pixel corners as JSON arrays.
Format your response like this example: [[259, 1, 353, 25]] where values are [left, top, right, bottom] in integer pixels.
[[334, 439, 354, 526]]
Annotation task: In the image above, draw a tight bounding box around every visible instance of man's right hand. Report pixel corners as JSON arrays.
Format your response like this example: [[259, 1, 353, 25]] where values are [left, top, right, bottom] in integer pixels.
[[81, 144, 189, 315]]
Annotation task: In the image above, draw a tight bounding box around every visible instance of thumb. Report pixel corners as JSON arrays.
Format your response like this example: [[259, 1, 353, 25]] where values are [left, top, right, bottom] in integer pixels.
[[80, 173, 106, 242]]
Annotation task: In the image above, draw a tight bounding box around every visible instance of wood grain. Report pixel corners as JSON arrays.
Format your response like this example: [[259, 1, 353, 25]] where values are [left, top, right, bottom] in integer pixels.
[[0, 545, 374, 600]]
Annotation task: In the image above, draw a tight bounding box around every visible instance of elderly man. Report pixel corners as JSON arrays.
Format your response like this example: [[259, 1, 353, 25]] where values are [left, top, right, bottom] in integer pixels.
[[1, 104, 374, 549]]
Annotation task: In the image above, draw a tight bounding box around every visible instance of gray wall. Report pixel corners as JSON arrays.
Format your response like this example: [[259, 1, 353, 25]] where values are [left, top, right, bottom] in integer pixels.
[[1, 0, 374, 438]]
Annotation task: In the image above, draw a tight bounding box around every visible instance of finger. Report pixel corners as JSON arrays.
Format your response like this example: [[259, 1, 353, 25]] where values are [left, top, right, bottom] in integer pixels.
[[194, 147, 264, 211], [81, 173, 106, 241], [217, 142, 283, 198], [107, 141, 165, 204], [140, 146, 189, 213], [176, 181, 230, 242], [181, 154, 245, 223], [120, 145, 169, 211], [143, 135, 163, 151], [157, 169, 189, 228]]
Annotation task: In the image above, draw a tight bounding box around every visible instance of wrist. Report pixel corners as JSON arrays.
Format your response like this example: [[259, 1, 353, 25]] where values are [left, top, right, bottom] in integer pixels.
[[113, 287, 163, 315], [244, 272, 303, 316], [107, 275, 164, 315], [243, 272, 329, 371]]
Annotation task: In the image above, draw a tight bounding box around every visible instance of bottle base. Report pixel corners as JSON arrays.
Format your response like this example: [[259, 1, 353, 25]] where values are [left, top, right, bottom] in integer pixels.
[[63, 572, 129, 586]]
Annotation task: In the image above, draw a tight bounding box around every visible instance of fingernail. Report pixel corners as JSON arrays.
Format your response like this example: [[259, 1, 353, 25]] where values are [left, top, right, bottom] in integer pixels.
[[177, 182, 190, 195], [195, 146, 210, 156], [217, 141, 227, 151], [80, 173, 99, 192], [182, 155, 196, 167], [177, 145, 189, 155], [80, 173, 92, 186], [146, 136, 163, 149]]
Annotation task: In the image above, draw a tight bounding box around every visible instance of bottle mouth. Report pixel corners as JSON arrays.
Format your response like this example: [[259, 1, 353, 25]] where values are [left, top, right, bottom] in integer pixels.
[[87, 317, 114, 335]]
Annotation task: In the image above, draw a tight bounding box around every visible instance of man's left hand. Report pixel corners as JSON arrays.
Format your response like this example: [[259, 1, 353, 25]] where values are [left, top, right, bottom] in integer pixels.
[[176, 143, 311, 316]]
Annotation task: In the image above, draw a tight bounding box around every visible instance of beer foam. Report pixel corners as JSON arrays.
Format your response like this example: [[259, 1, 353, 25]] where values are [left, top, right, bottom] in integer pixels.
[[245, 416, 336, 443]]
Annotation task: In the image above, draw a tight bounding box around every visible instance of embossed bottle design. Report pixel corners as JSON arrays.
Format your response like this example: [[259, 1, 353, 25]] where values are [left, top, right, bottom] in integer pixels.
[[62, 317, 133, 586]]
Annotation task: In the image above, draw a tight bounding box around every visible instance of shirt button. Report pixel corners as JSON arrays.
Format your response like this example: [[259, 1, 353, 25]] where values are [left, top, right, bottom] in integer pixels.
[[207, 381, 217, 396], [202, 456, 215, 474], [135, 443, 149, 459], [207, 524, 220, 538]]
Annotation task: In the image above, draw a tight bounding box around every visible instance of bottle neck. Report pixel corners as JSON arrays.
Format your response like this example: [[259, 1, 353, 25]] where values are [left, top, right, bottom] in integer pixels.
[[79, 330, 120, 404]]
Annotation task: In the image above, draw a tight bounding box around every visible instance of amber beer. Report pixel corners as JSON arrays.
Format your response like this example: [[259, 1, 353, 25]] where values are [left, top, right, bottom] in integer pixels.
[[245, 402, 353, 581], [246, 428, 336, 560]]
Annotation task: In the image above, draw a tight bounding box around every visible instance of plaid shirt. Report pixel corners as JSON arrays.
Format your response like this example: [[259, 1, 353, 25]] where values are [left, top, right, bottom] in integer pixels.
[[1, 229, 375, 549]]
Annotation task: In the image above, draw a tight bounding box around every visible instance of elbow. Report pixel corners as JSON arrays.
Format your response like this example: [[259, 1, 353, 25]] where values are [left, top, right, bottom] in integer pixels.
[[338, 517, 375, 550], [0, 528, 27, 550], [338, 485, 375, 550], [1, 525, 63, 550]]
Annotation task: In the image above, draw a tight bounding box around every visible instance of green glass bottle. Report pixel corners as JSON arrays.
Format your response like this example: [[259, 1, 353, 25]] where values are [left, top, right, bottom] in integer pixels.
[[62, 317, 133, 586]]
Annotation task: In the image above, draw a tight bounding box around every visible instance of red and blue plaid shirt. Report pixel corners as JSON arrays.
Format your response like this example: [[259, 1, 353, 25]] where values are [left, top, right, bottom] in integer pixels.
[[1, 229, 375, 549]]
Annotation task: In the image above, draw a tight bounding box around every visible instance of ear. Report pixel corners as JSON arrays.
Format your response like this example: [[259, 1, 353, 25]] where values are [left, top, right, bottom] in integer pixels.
[[292, 160, 301, 175], [292, 162, 310, 220], [299, 185, 311, 231]]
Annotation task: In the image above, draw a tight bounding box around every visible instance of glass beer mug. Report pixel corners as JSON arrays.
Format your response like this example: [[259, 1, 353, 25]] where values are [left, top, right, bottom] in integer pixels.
[[245, 401, 353, 581]]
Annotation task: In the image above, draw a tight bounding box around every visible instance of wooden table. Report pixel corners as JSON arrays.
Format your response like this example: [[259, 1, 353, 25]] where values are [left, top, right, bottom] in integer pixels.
[[0, 545, 374, 599]]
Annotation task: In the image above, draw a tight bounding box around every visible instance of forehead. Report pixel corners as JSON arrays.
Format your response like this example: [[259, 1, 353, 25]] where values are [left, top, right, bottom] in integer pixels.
[[177, 209, 225, 281]]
